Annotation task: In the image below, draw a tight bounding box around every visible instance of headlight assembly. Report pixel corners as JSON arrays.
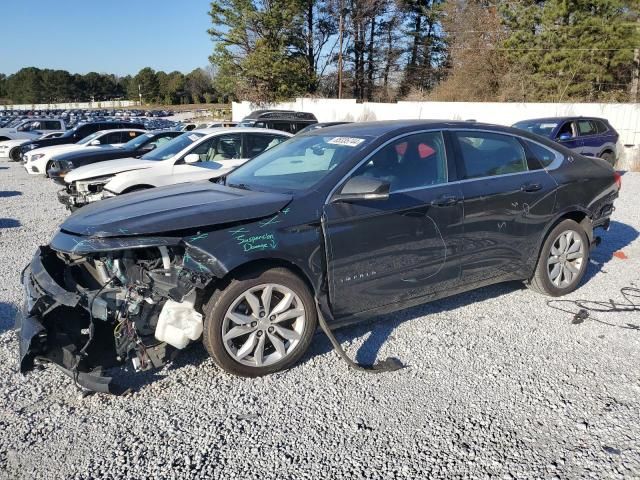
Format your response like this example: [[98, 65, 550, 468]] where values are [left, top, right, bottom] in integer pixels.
[[31, 153, 45, 161]]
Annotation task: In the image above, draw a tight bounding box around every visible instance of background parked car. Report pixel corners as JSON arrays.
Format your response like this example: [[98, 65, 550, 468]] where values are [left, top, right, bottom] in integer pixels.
[[512, 117, 619, 166], [19, 120, 147, 158], [0, 118, 66, 142], [58, 128, 291, 210], [0, 131, 65, 161], [47, 130, 183, 182], [237, 110, 318, 134], [23, 128, 146, 176]]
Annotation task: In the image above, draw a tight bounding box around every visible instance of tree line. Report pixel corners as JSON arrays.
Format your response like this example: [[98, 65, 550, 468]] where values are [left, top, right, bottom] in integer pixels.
[[0, 67, 220, 105], [208, 0, 640, 103]]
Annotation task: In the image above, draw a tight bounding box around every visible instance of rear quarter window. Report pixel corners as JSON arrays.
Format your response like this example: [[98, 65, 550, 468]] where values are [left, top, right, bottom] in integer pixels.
[[523, 140, 559, 168]]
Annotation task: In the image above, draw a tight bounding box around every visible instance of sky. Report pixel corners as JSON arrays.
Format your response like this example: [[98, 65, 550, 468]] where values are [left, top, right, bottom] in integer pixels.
[[0, 0, 213, 76]]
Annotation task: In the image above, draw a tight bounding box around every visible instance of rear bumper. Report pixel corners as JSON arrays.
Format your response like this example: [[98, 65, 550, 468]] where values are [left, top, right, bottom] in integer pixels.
[[16, 249, 125, 394]]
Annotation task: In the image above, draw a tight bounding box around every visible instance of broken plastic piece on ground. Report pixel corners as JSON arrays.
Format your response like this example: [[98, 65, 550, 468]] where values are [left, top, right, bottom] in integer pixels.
[[613, 250, 628, 259]]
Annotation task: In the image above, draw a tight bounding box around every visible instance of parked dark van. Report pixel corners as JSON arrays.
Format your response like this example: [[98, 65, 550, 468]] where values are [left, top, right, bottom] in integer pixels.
[[238, 110, 318, 134]]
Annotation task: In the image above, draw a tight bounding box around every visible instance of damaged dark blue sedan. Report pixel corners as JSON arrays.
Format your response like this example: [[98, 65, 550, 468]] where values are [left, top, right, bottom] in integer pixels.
[[17, 121, 620, 393]]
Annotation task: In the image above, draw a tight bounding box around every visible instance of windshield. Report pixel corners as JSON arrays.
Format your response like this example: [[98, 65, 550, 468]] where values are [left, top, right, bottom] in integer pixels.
[[141, 132, 205, 161], [226, 134, 373, 193], [512, 121, 558, 138], [77, 131, 102, 145]]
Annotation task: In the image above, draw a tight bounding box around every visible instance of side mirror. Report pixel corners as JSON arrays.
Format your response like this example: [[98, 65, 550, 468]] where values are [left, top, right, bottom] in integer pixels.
[[331, 176, 390, 203], [145, 143, 157, 151], [184, 153, 200, 164], [557, 133, 572, 141], [90, 139, 101, 146]]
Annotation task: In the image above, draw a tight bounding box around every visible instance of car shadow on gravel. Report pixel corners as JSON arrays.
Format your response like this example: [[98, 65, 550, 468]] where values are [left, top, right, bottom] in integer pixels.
[[0, 302, 18, 332], [0, 218, 21, 228], [583, 220, 638, 284], [304, 281, 525, 367], [0, 190, 22, 197]]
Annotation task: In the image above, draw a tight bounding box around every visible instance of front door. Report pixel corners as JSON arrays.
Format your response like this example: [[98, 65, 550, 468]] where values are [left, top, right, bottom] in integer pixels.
[[324, 131, 464, 317], [451, 130, 557, 284]]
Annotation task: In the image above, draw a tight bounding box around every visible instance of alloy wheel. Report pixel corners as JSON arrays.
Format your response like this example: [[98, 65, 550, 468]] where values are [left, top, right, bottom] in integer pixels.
[[222, 283, 306, 367], [547, 230, 585, 288]]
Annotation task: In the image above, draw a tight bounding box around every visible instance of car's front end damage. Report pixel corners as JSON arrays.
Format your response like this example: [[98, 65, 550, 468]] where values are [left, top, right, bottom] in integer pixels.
[[17, 180, 294, 393], [58, 176, 116, 210], [17, 233, 222, 394]]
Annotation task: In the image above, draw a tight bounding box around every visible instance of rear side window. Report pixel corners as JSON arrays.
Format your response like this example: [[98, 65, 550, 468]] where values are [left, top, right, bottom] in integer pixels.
[[523, 140, 559, 168], [454, 132, 527, 179], [245, 134, 287, 157], [42, 120, 61, 129], [593, 120, 609, 134], [269, 121, 295, 133], [577, 120, 597, 136]]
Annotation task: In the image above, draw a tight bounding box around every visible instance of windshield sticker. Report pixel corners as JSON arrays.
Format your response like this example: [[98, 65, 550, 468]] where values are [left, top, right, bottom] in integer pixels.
[[188, 134, 200, 142], [540, 123, 557, 128], [327, 137, 365, 147]]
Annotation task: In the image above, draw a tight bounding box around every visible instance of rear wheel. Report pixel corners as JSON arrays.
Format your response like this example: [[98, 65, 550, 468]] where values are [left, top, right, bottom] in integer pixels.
[[202, 268, 317, 377], [528, 219, 589, 296], [600, 151, 616, 167]]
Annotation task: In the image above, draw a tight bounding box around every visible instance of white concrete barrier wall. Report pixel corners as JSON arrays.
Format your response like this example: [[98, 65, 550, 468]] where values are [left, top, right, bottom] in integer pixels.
[[233, 99, 640, 169], [1, 100, 139, 110]]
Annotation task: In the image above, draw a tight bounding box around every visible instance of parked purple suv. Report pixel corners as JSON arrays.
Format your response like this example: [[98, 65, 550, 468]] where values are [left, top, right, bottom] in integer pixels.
[[513, 117, 618, 166]]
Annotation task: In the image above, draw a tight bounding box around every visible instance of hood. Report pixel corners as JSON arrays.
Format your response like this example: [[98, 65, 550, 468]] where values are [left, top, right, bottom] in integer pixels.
[[59, 145, 126, 161], [65, 157, 157, 183], [60, 181, 292, 237], [30, 144, 84, 156]]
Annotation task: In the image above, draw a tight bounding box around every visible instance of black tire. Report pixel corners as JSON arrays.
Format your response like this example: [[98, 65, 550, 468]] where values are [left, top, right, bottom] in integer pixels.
[[202, 267, 317, 377], [9, 147, 21, 162], [600, 151, 616, 167], [528, 219, 589, 296], [45, 161, 54, 178]]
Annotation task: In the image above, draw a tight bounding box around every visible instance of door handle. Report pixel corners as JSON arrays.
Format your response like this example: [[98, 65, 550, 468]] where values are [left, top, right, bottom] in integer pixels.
[[430, 194, 459, 207], [520, 183, 542, 193]]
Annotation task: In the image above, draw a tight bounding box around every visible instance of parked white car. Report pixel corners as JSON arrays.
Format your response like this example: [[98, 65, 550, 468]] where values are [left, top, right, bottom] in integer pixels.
[[22, 128, 146, 176], [58, 127, 291, 209], [0, 118, 66, 142], [0, 131, 65, 161]]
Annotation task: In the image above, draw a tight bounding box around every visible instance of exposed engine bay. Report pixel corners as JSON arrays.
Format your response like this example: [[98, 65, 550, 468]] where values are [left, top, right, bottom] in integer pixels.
[[19, 245, 212, 394]]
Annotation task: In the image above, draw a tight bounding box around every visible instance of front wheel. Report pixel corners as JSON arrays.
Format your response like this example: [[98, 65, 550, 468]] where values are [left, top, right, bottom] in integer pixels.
[[202, 268, 317, 377], [9, 147, 22, 162], [600, 151, 616, 167], [527, 219, 589, 296]]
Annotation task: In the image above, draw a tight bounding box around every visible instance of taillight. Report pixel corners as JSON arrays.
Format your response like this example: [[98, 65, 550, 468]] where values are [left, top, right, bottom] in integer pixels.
[[614, 171, 622, 191]]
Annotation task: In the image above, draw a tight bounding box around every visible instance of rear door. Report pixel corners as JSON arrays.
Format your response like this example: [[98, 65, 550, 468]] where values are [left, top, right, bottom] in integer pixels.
[[324, 130, 464, 317], [451, 130, 557, 284], [576, 119, 602, 157]]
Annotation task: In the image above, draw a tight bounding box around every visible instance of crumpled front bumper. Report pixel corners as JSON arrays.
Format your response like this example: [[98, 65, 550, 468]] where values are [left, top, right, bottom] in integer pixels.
[[56, 189, 82, 210], [16, 248, 126, 394]]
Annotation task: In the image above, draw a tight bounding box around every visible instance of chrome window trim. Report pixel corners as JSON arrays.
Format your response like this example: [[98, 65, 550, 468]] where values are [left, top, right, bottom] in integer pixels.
[[325, 127, 565, 205]]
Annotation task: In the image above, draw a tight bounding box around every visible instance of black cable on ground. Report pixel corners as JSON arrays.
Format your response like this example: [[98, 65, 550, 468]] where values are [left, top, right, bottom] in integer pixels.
[[316, 302, 404, 373], [547, 286, 640, 330]]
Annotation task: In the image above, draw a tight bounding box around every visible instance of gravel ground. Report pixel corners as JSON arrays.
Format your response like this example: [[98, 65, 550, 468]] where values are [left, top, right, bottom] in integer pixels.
[[0, 161, 639, 479]]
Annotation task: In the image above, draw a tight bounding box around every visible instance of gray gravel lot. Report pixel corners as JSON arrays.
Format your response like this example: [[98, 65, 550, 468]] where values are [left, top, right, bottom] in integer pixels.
[[0, 161, 639, 479]]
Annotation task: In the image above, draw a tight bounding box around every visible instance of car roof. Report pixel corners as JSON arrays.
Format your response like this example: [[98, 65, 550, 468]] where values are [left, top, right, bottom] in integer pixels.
[[300, 119, 524, 137], [94, 128, 147, 134], [242, 110, 318, 121], [195, 127, 294, 136], [514, 116, 609, 123]]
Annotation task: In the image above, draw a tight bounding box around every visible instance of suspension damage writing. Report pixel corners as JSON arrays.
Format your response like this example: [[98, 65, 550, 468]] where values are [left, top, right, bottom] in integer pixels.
[[230, 227, 278, 252]]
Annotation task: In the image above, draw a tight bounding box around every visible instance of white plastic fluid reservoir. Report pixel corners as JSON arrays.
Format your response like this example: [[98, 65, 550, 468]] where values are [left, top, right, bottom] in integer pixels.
[[155, 293, 203, 349]]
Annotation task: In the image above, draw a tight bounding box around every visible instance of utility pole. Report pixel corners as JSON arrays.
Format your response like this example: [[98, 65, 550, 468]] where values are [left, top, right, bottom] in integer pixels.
[[337, 0, 344, 99], [632, 19, 640, 103]]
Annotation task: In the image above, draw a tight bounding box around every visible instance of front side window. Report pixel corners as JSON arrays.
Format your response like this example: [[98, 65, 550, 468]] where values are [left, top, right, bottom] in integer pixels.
[[188, 134, 241, 162], [350, 131, 447, 192], [77, 131, 102, 145], [577, 120, 597, 136], [556, 122, 576, 139], [454, 131, 528, 179]]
